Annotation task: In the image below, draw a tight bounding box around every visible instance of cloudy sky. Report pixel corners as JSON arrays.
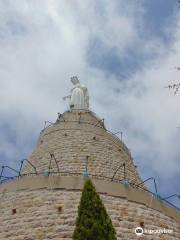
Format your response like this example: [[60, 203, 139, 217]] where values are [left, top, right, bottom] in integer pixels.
[[0, 0, 180, 207]]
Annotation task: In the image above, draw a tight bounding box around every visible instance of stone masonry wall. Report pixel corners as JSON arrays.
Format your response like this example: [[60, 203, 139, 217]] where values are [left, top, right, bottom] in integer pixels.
[[0, 188, 179, 240], [22, 111, 142, 185]]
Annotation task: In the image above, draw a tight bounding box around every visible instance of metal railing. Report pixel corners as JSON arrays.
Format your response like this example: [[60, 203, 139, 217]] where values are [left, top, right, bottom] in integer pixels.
[[0, 169, 179, 211]]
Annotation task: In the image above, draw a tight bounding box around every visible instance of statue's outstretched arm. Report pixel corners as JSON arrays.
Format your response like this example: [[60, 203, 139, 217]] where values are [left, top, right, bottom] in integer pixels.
[[62, 95, 71, 101]]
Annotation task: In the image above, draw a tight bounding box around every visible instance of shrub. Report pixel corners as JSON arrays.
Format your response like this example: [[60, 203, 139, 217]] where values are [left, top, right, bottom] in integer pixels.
[[73, 179, 117, 240]]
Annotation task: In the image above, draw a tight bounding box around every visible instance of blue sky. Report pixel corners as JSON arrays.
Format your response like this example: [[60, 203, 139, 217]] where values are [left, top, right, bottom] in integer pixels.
[[0, 0, 180, 208]]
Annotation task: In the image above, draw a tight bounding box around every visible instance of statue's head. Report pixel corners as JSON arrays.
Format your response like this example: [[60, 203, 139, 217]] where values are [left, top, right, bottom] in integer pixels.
[[71, 76, 80, 85]]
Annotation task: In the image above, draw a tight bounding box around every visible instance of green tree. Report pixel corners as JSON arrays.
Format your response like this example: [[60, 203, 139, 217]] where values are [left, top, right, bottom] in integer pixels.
[[73, 179, 117, 240]]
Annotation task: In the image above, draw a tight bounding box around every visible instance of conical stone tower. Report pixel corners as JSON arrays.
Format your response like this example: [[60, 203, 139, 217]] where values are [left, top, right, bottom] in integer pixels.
[[0, 77, 180, 240]]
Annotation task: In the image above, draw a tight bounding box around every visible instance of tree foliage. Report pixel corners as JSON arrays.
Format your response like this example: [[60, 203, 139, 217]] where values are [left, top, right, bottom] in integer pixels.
[[73, 179, 117, 240]]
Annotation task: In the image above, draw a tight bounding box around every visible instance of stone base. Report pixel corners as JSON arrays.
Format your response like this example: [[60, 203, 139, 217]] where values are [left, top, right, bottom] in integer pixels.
[[0, 176, 179, 240]]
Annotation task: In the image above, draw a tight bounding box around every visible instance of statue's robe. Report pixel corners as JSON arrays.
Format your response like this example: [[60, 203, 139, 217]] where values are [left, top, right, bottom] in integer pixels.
[[70, 84, 85, 110]]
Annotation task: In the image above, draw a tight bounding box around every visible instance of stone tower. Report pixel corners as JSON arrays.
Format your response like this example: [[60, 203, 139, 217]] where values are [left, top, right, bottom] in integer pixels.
[[0, 78, 180, 239]]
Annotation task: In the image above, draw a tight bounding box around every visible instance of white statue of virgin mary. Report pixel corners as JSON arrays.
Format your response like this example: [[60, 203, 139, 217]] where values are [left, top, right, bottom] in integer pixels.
[[63, 76, 89, 110]]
